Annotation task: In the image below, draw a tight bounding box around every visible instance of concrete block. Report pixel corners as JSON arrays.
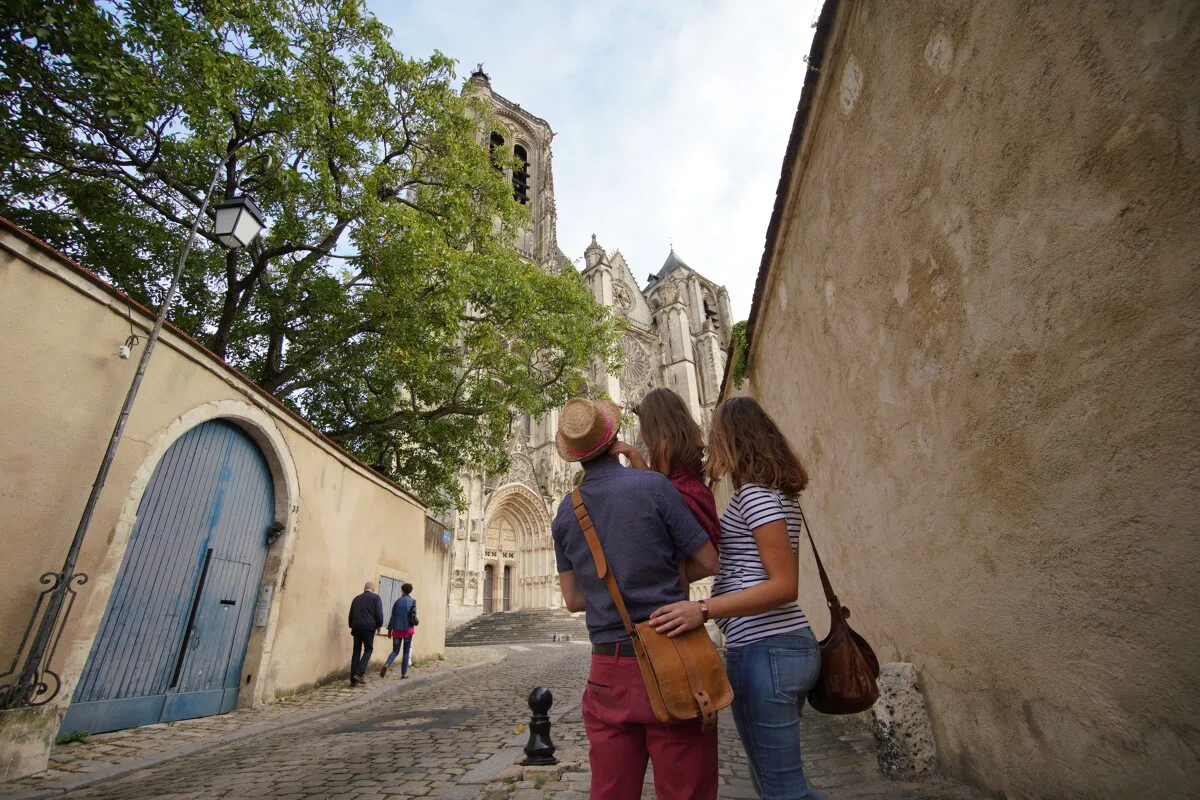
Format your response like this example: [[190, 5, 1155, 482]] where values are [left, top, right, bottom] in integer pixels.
[[870, 663, 938, 778], [493, 765, 524, 783], [521, 764, 566, 782], [0, 705, 62, 781]]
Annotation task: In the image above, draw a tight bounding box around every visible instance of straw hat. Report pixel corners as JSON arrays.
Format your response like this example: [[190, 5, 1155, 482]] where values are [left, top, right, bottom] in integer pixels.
[[555, 398, 623, 463]]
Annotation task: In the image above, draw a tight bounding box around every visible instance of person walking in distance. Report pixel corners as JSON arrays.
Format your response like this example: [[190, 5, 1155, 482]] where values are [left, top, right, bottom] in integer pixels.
[[551, 397, 721, 800], [382, 583, 418, 679], [348, 581, 384, 686], [650, 397, 824, 799]]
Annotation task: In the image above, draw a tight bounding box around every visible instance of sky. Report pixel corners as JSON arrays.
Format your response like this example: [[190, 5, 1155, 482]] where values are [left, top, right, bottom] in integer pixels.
[[379, 0, 822, 321]]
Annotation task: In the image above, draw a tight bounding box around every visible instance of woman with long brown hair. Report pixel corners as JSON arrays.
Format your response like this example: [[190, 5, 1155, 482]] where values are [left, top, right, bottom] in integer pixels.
[[610, 388, 721, 552], [650, 396, 823, 800]]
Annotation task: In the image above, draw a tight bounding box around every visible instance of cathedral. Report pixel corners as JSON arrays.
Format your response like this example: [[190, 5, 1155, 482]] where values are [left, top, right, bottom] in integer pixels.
[[447, 68, 733, 629]]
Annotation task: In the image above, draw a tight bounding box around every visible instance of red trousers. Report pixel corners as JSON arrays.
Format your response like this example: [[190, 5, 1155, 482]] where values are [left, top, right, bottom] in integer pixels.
[[582, 653, 718, 800]]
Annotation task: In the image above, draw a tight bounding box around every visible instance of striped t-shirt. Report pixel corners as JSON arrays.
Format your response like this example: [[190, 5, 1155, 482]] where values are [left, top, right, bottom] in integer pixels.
[[712, 483, 811, 646]]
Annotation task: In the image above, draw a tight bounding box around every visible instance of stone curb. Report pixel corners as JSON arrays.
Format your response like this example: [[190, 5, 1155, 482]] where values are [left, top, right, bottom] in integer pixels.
[[440, 695, 583, 800], [0, 652, 507, 800]]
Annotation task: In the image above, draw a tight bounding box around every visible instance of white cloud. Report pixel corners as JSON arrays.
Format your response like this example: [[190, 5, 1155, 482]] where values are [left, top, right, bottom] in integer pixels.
[[379, 0, 822, 320]]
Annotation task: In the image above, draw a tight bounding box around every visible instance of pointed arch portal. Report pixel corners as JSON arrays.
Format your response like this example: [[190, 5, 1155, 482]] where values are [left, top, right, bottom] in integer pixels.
[[483, 484, 559, 611]]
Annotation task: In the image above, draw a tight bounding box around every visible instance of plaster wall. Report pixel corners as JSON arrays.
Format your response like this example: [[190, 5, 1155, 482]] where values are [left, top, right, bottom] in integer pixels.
[[739, 1, 1199, 797], [0, 224, 448, 774]]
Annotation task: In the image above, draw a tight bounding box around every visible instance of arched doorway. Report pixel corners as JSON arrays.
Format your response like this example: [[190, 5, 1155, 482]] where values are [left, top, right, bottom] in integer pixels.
[[483, 484, 556, 611], [61, 420, 275, 735]]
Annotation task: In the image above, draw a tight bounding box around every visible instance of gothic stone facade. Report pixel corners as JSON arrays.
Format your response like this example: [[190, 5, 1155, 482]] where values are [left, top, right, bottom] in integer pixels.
[[447, 70, 732, 628]]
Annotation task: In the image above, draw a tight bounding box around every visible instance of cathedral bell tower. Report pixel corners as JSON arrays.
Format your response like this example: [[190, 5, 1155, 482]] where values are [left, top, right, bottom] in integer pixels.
[[463, 65, 564, 274], [448, 70, 575, 631]]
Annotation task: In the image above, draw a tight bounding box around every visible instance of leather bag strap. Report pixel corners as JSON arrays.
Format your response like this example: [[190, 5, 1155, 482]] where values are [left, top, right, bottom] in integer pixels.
[[572, 488, 637, 636], [798, 503, 839, 607], [672, 636, 718, 731]]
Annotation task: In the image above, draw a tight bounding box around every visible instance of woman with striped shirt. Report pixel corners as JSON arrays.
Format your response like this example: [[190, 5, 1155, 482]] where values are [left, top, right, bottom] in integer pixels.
[[650, 397, 823, 800]]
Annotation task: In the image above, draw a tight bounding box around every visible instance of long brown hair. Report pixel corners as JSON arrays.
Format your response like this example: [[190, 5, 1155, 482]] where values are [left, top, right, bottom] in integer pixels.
[[707, 397, 808, 494], [634, 388, 705, 476]]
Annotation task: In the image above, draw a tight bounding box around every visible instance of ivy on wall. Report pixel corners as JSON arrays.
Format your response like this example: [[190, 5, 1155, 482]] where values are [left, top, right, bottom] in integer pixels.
[[730, 320, 749, 389]]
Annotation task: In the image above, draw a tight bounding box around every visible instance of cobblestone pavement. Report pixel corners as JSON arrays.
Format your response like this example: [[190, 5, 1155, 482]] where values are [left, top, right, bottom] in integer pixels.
[[0, 646, 504, 797], [2, 644, 984, 800]]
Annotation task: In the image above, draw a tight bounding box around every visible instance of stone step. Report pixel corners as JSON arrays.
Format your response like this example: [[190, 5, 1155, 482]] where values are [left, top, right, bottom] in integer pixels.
[[446, 608, 589, 647]]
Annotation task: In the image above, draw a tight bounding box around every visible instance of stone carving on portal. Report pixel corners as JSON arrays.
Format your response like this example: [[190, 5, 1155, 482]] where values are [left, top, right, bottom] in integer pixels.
[[613, 280, 634, 313], [500, 434, 538, 491], [620, 332, 653, 405]]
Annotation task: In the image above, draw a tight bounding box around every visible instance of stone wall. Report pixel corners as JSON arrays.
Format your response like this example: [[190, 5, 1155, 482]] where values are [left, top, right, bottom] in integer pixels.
[[733, 0, 1200, 797], [0, 220, 449, 776]]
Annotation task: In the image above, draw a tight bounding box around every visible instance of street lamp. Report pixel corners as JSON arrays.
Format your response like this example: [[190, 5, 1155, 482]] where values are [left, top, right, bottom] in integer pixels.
[[214, 195, 266, 250], [0, 156, 266, 710]]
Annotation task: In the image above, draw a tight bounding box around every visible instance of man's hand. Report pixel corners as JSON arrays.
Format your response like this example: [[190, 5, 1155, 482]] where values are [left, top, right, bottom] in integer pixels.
[[609, 440, 649, 470], [649, 601, 704, 638]]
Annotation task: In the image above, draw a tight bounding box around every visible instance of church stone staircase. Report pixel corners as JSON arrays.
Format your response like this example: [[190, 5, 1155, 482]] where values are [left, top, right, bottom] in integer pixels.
[[445, 608, 590, 647]]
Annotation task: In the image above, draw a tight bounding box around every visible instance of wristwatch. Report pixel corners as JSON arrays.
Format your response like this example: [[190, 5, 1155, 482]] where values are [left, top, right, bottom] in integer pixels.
[[697, 599, 710, 623]]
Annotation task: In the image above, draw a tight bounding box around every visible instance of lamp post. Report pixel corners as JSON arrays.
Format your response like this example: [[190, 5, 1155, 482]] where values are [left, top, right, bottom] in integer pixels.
[[0, 156, 266, 710]]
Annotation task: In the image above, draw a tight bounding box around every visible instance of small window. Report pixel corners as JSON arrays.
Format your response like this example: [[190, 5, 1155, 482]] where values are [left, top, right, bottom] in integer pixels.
[[379, 575, 404, 618], [489, 132, 505, 171], [513, 144, 529, 205]]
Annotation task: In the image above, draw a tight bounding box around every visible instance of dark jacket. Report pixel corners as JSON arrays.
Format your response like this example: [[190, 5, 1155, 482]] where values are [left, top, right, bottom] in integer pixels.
[[387, 594, 416, 632], [348, 591, 384, 632]]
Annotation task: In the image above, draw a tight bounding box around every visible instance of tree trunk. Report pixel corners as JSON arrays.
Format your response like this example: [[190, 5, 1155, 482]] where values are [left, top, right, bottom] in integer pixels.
[[209, 250, 243, 359]]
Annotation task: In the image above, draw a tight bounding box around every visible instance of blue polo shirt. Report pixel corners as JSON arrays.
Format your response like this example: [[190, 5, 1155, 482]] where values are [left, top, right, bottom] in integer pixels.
[[552, 458, 710, 644]]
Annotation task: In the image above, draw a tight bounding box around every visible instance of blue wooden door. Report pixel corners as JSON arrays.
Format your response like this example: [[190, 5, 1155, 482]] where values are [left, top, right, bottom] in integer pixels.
[[61, 420, 274, 735]]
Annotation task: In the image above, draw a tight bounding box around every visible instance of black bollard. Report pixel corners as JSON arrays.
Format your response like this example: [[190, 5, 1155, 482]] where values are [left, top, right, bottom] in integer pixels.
[[520, 687, 559, 766]]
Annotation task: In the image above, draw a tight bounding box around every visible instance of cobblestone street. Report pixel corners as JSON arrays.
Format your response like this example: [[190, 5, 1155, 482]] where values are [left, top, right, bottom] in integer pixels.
[[1, 645, 983, 800]]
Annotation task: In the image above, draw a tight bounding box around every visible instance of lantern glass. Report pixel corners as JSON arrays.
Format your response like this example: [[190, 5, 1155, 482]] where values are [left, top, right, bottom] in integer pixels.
[[214, 204, 241, 248], [233, 208, 262, 248]]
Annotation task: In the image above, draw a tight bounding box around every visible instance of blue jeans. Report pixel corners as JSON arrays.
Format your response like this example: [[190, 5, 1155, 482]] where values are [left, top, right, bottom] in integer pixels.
[[725, 628, 825, 800], [385, 635, 412, 675]]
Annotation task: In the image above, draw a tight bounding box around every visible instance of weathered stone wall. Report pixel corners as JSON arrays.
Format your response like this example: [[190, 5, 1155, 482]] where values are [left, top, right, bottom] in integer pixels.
[[737, 1, 1200, 796], [0, 221, 448, 776]]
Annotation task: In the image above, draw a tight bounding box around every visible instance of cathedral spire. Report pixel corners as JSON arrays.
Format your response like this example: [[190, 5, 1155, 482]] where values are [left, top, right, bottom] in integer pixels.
[[584, 234, 606, 269]]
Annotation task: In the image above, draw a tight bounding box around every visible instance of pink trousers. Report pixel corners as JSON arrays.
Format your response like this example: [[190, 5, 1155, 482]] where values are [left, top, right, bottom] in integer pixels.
[[582, 652, 718, 800]]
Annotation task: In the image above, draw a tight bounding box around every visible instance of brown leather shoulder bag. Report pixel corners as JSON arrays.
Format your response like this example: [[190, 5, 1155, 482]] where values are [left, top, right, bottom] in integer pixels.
[[571, 488, 733, 730], [800, 504, 880, 714]]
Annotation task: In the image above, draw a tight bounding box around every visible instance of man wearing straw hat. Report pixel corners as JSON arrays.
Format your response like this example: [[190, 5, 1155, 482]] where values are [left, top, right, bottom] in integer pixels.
[[550, 397, 720, 800]]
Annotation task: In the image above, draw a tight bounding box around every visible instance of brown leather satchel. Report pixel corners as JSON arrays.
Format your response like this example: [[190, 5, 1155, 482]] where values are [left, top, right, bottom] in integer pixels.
[[800, 505, 880, 714], [572, 489, 733, 730]]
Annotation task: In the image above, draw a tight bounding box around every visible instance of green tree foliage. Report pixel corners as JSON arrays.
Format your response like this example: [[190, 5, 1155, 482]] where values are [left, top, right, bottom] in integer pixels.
[[729, 320, 749, 388], [1, 0, 620, 508]]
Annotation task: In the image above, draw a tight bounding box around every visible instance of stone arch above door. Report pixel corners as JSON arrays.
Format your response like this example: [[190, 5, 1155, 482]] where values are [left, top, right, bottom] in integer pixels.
[[483, 483, 557, 610], [63, 399, 299, 716]]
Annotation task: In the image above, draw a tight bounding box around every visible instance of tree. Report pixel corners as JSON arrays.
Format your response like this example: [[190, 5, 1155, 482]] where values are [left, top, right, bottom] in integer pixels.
[[1, 0, 620, 508]]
